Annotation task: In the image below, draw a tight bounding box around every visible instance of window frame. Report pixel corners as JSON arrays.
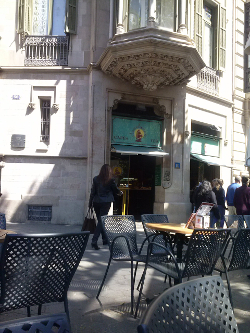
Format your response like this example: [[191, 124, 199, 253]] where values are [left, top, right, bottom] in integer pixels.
[[118, 0, 177, 33], [194, 0, 226, 71], [40, 98, 51, 143], [65, 0, 78, 34], [17, 0, 78, 35], [28, 205, 52, 221]]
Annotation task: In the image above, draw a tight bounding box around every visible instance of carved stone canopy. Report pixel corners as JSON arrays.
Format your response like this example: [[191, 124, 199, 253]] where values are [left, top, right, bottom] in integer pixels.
[[99, 27, 205, 91]]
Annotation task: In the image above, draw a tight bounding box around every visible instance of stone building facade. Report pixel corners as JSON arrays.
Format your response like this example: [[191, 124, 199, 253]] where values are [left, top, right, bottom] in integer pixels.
[[0, 0, 249, 224]]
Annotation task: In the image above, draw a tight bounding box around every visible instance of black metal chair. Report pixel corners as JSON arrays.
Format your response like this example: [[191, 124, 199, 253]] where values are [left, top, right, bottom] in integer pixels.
[[214, 228, 250, 307], [141, 214, 174, 254], [135, 228, 231, 317], [0, 313, 70, 333], [225, 215, 245, 236], [96, 215, 150, 315], [0, 214, 6, 230], [0, 232, 90, 326], [137, 276, 239, 333]]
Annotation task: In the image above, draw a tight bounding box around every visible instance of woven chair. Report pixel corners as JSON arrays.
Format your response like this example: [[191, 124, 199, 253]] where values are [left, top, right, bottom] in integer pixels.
[[137, 276, 239, 333], [214, 228, 250, 307], [141, 214, 173, 254], [96, 215, 150, 315], [0, 232, 90, 326], [135, 228, 231, 318], [0, 313, 70, 333], [0, 214, 6, 230], [225, 215, 245, 236]]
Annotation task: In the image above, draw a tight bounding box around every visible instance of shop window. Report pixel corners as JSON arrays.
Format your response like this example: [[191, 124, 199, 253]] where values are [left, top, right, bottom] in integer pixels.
[[40, 99, 50, 142], [195, 0, 226, 70], [28, 205, 52, 221]]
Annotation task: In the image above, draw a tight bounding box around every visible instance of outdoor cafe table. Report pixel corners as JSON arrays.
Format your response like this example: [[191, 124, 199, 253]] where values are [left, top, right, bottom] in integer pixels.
[[145, 223, 193, 261]]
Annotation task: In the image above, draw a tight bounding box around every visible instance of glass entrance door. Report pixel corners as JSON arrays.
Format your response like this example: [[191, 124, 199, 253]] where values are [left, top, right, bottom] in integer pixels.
[[111, 153, 155, 220]]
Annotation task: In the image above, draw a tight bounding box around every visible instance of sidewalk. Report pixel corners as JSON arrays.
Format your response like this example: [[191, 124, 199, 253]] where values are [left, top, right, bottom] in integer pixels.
[[0, 222, 249, 333]]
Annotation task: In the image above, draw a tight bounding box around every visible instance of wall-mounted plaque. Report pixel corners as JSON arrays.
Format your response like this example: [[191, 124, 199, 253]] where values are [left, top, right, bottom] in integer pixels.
[[11, 134, 26, 148]]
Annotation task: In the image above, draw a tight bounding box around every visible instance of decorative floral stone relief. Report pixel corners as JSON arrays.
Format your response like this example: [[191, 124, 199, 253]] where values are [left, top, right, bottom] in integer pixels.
[[102, 51, 197, 91]]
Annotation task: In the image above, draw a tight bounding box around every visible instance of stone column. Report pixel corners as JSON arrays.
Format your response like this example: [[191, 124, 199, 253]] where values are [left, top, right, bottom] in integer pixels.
[[178, 0, 187, 34], [148, 0, 156, 27], [109, 0, 114, 39], [116, 0, 124, 34]]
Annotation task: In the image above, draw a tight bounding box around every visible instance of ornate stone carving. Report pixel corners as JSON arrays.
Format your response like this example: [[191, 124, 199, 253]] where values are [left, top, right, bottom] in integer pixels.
[[162, 170, 172, 188], [52, 103, 59, 111], [100, 28, 205, 90], [154, 104, 167, 116], [28, 102, 36, 109]]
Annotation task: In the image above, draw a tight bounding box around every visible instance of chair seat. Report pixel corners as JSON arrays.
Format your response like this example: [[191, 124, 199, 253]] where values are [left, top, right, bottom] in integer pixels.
[[113, 254, 147, 262], [148, 260, 185, 280]]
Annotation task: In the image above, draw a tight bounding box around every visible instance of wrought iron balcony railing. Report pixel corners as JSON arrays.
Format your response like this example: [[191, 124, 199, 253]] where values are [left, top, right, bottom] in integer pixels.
[[197, 66, 220, 96], [24, 36, 69, 66]]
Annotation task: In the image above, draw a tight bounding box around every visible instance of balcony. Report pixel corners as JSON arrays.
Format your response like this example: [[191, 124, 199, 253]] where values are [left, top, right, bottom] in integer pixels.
[[24, 36, 69, 66], [197, 67, 220, 96], [99, 27, 205, 91]]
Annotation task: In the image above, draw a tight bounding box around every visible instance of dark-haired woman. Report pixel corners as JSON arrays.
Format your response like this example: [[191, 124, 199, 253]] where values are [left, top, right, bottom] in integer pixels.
[[89, 164, 123, 250], [194, 180, 220, 225]]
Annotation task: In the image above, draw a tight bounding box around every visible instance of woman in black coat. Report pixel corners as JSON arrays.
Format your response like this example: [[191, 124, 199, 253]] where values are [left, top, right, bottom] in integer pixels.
[[89, 164, 123, 250], [194, 180, 220, 224]]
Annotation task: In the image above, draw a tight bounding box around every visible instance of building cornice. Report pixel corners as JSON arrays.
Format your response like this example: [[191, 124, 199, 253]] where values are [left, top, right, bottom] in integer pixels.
[[2, 154, 87, 159], [0, 66, 89, 74], [186, 86, 234, 107]]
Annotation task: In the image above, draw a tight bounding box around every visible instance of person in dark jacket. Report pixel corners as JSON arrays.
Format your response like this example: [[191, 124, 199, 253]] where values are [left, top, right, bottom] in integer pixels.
[[194, 180, 220, 224], [211, 179, 226, 228], [89, 164, 123, 250], [233, 176, 250, 215]]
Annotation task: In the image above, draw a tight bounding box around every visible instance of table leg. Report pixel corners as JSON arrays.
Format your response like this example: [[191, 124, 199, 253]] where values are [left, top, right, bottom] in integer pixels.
[[176, 234, 185, 263]]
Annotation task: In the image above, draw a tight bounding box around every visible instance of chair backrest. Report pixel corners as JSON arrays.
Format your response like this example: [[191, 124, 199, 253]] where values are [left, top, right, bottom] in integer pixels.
[[182, 229, 231, 278], [141, 214, 171, 254], [228, 228, 250, 271], [101, 215, 138, 259], [0, 232, 89, 313], [0, 214, 6, 230], [137, 276, 239, 333], [225, 215, 245, 229], [141, 214, 169, 237], [243, 215, 250, 228]]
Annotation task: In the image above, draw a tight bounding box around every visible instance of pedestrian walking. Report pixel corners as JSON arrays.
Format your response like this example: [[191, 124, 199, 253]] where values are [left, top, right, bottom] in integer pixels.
[[226, 176, 241, 215], [211, 179, 226, 228], [233, 176, 250, 215], [89, 164, 123, 250]]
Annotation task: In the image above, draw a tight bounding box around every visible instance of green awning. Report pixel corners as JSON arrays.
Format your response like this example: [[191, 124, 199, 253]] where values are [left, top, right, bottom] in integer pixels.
[[191, 153, 232, 168], [111, 145, 168, 157]]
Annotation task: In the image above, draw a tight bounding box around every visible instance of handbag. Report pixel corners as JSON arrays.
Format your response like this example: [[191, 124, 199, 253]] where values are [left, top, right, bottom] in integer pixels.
[[81, 207, 97, 234]]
